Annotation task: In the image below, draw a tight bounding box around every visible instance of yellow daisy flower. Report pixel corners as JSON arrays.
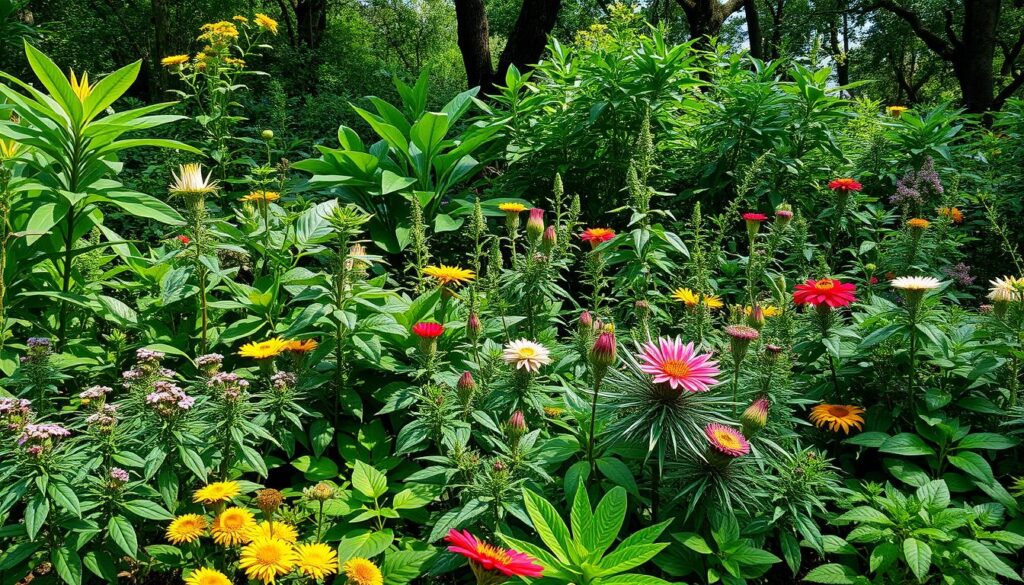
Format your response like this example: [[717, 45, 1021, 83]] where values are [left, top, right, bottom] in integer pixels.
[[245, 521, 298, 544], [671, 288, 724, 310], [210, 507, 256, 546], [744, 304, 781, 317], [254, 13, 279, 34], [193, 481, 241, 504], [238, 338, 289, 360], [342, 557, 382, 585], [296, 543, 340, 581], [809, 404, 866, 434], [239, 538, 296, 583], [498, 202, 528, 214], [422, 264, 475, 287], [161, 55, 190, 67], [184, 567, 231, 585], [166, 514, 207, 544], [240, 191, 281, 203]]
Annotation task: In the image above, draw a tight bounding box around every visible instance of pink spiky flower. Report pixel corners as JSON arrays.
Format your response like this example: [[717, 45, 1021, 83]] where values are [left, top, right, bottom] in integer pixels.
[[445, 529, 544, 578], [705, 423, 750, 457], [637, 337, 720, 392]]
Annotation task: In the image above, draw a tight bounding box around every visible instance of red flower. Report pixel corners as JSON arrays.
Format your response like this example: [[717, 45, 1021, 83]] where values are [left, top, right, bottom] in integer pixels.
[[742, 213, 768, 222], [411, 322, 444, 339], [869, 276, 879, 285], [177, 235, 191, 246], [828, 178, 862, 192], [445, 529, 544, 578], [580, 228, 615, 249], [793, 278, 857, 308]]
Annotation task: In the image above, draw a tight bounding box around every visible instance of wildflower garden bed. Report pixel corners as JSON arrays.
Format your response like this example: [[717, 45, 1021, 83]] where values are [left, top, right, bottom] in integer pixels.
[[2, 9, 1024, 585]]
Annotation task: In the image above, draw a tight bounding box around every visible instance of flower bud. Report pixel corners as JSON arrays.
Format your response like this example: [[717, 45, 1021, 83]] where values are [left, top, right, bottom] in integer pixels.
[[254, 488, 284, 516], [541, 225, 557, 254], [466, 313, 481, 343], [740, 397, 770, 438], [774, 204, 793, 228], [725, 325, 759, 365], [579, 310, 594, 331], [506, 411, 527, 446], [261, 129, 274, 140], [589, 331, 617, 372], [742, 212, 768, 239], [456, 371, 476, 406], [746, 305, 766, 330], [526, 208, 545, 242], [306, 482, 334, 502]]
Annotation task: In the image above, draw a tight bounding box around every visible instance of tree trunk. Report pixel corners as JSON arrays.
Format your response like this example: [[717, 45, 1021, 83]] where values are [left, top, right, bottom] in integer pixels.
[[744, 0, 763, 58], [767, 0, 784, 60], [294, 0, 328, 50], [677, 0, 746, 51], [496, 0, 562, 82], [953, 0, 1000, 114], [453, 0, 495, 93]]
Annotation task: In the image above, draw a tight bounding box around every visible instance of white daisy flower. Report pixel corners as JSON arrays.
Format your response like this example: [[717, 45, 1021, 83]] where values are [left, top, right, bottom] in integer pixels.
[[502, 339, 552, 373], [890, 276, 942, 291], [987, 275, 1024, 302]]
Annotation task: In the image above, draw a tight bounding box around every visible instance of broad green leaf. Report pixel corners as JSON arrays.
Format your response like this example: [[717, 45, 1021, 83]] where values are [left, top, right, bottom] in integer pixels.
[[584, 486, 626, 557], [351, 461, 388, 499], [121, 499, 174, 521], [336, 528, 393, 563], [673, 532, 712, 554], [947, 452, 994, 484], [595, 457, 639, 496], [25, 492, 49, 540], [51, 545, 82, 585], [107, 515, 138, 558], [954, 538, 1022, 580], [522, 487, 574, 564], [837, 506, 893, 525], [802, 563, 859, 584], [83, 60, 140, 121], [569, 479, 592, 545], [24, 42, 81, 124], [902, 538, 931, 582], [381, 550, 435, 585], [869, 542, 898, 573], [955, 433, 1018, 451], [879, 433, 935, 457]]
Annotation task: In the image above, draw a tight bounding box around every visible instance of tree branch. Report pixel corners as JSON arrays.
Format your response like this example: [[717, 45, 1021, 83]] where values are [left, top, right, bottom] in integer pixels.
[[943, 8, 959, 48], [994, 68, 1024, 111], [865, 0, 956, 60], [1001, 28, 1024, 76], [721, 0, 747, 17]]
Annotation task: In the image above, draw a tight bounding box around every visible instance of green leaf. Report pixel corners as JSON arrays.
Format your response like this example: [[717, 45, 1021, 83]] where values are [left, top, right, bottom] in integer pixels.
[[879, 433, 935, 456], [51, 545, 82, 585], [24, 42, 82, 123], [955, 433, 1018, 451], [954, 538, 1022, 580], [836, 506, 893, 526], [729, 544, 782, 566], [902, 538, 931, 582], [95, 189, 183, 225], [108, 515, 138, 558], [351, 461, 388, 499], [83, 60, 140, 121], [410, 112, 449, 157], [673, 532, 713, 554], [597, 575, 673, 585], [25, 492, 49, 540], [780, 531, 801, 574], [121, 499, 174, 521], [0, 541, 40, 571], [915, 480, 950, 512], [48, 482, 81, 517], [336, 528, 393, 563], [597, 543, 667, 575], [381, 170, 415, 195], [382, 550, 435, 585], [596, 457, 639, 496], [584, 486, 626, 558], [802, 563, 859, 584], [82, 550, 118, 583], [522, 487, 574, 564], [869, 542, 898, 573], [947, 452, 994, 484], [569, 479, 592, 545]]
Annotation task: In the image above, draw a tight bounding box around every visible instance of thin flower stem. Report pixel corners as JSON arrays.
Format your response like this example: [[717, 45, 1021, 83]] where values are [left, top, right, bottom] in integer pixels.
[[587, 374, 603, 475]]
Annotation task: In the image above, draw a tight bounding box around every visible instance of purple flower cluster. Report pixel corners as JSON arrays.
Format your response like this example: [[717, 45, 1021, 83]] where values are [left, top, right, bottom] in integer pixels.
[[27, 337, 51, 348], [80, 385, 112, 400], [18, 423, 71, 456], [890, 157, 943, 208], [0, 398, 32, 431], [943, 263, 975, 287], [271, 371, 296, 392], [208, 371, 250, 401], [86, 404, 118, 430], [146, 381, 195, 416], [196, 353, 224, 375], [109, 467, 130, 483], [136, 348, 165, 363]]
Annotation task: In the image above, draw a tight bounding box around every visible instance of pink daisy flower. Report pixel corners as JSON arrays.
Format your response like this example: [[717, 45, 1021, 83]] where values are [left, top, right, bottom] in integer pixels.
[[705, 423, 750, 457], [637, 337, 720, 392], [445, 529, 544, 578]]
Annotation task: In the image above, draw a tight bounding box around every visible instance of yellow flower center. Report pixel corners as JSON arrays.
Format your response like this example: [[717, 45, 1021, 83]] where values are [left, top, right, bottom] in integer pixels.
[[222, 513, 245, 530], [661, 360, 691, 378], [714, 430, 741, 449], [815, 279, 835, 291], [476, 543, 512, 564], [257, 545, 283, 564], [518, 347, 536, 358]]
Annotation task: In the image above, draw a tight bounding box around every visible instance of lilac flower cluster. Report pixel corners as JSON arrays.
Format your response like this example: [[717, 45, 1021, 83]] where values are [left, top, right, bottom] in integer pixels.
[[123, 348, 176, 388], [80, 385, 112, 402], [18, 423, 70, 456], [0, 398, 32, 431], [208, 371, 250, 401], [21, 337, 52, 366], [890, 157, 943, 208], [146, 381, 195, 416], [943, 263, 975, 287], [86, 404, 118, 431], [109, 467, 130, 484], [196, 353, 224, 375], [271, 371, 296, 392]]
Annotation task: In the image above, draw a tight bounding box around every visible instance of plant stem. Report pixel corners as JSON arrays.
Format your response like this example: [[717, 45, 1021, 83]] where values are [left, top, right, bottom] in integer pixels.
[[587, 374, 603, 475]]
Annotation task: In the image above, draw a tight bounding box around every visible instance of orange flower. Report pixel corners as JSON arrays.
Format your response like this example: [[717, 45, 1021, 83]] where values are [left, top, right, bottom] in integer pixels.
[[809, 404, 865, 434], [907, 218, 930, 230], [284, 339, 318, 353], [938, 207, 964, 224]]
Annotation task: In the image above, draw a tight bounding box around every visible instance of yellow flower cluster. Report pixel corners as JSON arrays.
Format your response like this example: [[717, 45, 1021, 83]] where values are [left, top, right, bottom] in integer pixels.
[[238, 337, 319, 360], [168, 481, 348, 584], [198, 21, 239, 42]]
